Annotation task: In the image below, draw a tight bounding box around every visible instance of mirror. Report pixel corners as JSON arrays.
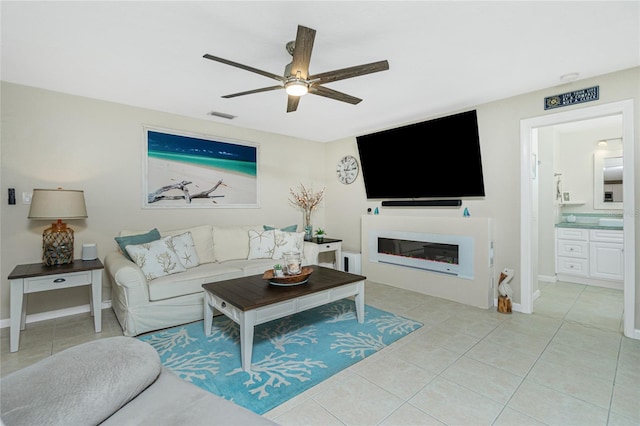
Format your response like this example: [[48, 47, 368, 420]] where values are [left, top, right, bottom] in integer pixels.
[[594, 150, 623, 209]]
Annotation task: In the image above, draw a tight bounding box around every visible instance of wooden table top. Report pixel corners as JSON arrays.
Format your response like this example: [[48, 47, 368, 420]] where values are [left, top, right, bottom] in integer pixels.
[[8, 259, 104, 280], [202, 265, 366, 311]]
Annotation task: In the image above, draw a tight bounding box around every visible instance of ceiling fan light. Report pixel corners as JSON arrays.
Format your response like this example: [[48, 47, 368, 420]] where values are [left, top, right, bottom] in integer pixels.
[[285, 80, 308, 96]]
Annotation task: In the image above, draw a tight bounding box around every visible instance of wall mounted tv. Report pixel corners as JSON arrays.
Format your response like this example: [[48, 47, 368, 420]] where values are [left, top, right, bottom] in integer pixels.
[[356, 110, 485, 200]]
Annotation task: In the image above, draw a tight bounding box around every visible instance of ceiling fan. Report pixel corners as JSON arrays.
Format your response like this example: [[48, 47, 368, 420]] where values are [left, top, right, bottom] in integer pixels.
[[203, 25, 389, 113]]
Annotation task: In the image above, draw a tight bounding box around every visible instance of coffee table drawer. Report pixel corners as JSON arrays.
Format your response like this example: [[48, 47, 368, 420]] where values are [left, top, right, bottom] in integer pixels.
[[207, 294, 242, 322], [256, 300, 297, 324]]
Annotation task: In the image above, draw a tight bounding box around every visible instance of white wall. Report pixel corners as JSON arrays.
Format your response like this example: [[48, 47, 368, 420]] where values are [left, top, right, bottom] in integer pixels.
[[0, 82, 325, 319], [325, 67, 638, 330], [2, 66, 639, 333]]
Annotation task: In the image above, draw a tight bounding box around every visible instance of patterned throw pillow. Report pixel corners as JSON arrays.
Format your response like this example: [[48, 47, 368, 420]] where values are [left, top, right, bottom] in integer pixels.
[[272, 230, 305, 260], [114, 228, 161, 261], [248, 229, 276, 260], [125, 236, 187, 280], [169, 232, 200, 269]]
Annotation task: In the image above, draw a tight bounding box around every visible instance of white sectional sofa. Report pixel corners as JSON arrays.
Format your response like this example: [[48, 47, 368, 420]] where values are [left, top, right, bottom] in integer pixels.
[[104, 224, 320, 336]]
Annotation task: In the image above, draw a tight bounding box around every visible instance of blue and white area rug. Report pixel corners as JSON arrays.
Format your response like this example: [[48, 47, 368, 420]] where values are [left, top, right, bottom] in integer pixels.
[[138, 300, 422, 415]]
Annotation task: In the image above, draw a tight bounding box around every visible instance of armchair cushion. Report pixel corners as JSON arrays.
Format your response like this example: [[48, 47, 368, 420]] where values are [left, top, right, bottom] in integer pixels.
[[0, 337, 161, 426]]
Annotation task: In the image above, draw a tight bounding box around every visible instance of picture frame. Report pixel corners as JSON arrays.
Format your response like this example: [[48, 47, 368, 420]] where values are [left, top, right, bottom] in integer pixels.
[[142, 126, 259, 209], [562, 191, 571, 202]]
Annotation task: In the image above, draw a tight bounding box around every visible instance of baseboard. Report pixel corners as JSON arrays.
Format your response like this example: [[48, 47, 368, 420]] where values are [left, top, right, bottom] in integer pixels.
[[0, 301, 112, 329], [538, 274, 556, 283]]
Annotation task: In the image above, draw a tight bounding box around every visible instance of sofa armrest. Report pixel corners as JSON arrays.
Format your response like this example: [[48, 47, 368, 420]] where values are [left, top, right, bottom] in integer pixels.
[[0, 337, 161, 426], [303, 241, 319, 266], [104, 251, 150, 305]]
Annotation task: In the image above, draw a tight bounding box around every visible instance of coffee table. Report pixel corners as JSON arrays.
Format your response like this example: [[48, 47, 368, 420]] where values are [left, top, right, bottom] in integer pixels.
[[202, 265, 366, 372]]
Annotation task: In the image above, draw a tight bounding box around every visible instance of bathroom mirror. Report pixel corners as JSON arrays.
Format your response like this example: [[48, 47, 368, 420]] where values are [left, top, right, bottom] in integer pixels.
[[594, 150, 623, 209]]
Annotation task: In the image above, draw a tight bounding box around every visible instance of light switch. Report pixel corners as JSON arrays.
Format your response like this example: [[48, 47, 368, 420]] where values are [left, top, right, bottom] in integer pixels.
[[22, 192, 32, 204]]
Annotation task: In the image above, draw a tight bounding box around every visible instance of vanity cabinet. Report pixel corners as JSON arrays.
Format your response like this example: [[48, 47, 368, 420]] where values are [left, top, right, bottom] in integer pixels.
[[589, 229, 624, 281], [556, 227, 623, 287], [556, 229, 589, 277]]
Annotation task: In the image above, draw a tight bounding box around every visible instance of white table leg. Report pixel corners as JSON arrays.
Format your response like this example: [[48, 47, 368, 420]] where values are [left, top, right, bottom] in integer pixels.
[[204, 296, 214, 336], [239, 310, 257, 371], [91, 270, 102, 332], [10, 279, 24, 353], [354, 281, 365, 323]]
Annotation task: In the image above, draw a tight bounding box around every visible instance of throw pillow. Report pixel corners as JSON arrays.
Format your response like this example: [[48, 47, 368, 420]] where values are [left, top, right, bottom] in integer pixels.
[[272, 230, 305, 260], [248, 229, 276, 260], [169, 232, 200, 269], [125, 236, 187, 280], [161, 225, 215, 264], [213, 226, 262, 262], [114, 228, 161, 261], [263, 224, 298, 232]]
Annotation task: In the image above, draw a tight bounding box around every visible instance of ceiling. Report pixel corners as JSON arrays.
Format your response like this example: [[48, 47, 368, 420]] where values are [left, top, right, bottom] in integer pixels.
[[2, 1, 638, 143]]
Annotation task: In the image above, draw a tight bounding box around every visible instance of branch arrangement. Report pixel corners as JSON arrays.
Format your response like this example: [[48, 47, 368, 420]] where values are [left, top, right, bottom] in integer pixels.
[[289, 184, 325, 213]]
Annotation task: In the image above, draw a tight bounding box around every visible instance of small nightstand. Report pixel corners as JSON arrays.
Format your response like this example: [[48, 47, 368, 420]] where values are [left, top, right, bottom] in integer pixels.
[[8, 259, 104, 352], [309, 237, 342, 270]]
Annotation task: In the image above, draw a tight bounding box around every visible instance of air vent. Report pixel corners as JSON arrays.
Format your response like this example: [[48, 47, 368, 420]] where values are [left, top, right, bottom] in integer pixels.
[[207, 111, 236, 120]]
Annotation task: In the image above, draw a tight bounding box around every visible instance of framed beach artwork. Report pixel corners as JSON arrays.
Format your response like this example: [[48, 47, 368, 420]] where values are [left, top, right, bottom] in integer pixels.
[[142, 126, 259, 208]]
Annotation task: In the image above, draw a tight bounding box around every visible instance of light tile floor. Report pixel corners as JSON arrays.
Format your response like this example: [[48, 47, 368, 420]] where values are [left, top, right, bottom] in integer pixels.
[[1, 280, 638, 426]]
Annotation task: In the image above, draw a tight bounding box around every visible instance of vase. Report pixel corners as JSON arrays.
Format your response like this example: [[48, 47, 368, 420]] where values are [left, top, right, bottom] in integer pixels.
[[303, 210, 312, 241]]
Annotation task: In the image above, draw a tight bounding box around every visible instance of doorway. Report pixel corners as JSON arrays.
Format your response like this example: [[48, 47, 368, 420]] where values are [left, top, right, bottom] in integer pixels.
[[520, 100, 636, 339]]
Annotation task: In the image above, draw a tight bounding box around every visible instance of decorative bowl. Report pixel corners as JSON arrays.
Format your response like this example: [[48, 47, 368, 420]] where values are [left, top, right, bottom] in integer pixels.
[[263, 266, 314, 286]]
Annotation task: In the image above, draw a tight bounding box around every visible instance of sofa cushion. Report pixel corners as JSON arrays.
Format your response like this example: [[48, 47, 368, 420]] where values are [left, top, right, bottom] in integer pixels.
[[272, 230, 305, 260], [114, 228, 161, 261], [162, 225, 215, 264], [101, 367, 278, 426], [147, 262, 245, 301], [0, 337, 161, 426], [126, 236, 187, 280], [248, 229, 276, 260], [169, 231, 200, 268], [213, 225, 262, 262]]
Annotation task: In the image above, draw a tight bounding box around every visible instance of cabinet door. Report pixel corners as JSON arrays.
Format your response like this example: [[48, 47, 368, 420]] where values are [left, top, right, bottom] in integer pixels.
[[589, 242, 624, 281]]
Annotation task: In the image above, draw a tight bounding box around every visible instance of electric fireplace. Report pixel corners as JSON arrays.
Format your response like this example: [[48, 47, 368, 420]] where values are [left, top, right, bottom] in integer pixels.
[[368, 230, 474, 279]]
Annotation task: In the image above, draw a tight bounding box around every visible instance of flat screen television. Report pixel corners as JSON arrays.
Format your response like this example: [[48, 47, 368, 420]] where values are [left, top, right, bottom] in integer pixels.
[[356, 110, 485, 199]]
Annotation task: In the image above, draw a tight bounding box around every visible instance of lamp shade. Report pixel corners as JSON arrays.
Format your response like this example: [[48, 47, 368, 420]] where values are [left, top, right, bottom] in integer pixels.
[[28, 189, 88, 220]]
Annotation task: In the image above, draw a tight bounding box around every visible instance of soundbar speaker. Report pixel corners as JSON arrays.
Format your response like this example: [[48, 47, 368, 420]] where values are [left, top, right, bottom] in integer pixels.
[[381, 200, 462, 207]]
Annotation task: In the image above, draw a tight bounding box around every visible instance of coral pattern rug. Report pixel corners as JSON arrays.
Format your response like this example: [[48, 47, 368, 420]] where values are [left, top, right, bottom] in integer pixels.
[[138, 299, 422, 414]]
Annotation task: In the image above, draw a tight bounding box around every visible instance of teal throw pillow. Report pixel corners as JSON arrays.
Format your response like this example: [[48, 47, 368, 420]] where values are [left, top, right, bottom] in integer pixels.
[[114, 228, 161, 261], [264, 224, 298, 232]]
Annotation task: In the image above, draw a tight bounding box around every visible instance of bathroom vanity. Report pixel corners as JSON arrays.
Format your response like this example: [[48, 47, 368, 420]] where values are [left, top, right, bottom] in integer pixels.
[[555, 216, 624, 289]]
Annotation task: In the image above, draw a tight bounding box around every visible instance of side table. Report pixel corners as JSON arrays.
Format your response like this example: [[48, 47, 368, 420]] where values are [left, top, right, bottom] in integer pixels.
[[8, 259, 104, 352], [309, 237, 342, 270]]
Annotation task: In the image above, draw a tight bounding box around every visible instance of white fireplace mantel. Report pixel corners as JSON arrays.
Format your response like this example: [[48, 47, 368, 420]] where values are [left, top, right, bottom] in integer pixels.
[[361, 215, 495, 309]]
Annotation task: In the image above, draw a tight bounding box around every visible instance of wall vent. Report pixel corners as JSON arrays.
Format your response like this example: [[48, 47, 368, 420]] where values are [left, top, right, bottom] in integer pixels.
[[208, 111, 236, 120]]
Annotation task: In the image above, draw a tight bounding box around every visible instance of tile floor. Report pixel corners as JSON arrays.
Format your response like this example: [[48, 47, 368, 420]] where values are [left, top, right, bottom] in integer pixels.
[[1, 280, 638, 425]]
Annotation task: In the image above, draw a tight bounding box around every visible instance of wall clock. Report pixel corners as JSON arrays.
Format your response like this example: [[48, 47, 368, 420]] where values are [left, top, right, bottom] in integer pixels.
[[336, 155, 359, 184]]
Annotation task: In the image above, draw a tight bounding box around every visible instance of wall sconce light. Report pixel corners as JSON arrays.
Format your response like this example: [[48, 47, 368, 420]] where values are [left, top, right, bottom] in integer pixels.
[[598, 140, 608, 147], [28, 188, 88, 266]]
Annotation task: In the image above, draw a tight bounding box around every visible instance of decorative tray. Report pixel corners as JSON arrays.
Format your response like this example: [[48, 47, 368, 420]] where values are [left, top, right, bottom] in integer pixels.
[[263, 266, 314, 286]]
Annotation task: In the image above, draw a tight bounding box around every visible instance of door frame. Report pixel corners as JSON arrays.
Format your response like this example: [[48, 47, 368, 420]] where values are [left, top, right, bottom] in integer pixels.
[[520, 99, 636, 338]]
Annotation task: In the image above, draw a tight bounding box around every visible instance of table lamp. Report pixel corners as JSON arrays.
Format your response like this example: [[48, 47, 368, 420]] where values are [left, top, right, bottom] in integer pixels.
[[28, 188, 88, 266]]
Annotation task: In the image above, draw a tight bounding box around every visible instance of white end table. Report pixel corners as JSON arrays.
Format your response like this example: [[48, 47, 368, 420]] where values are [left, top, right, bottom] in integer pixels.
[[8, 259, 104, 352], [310, 237, 342, 270]]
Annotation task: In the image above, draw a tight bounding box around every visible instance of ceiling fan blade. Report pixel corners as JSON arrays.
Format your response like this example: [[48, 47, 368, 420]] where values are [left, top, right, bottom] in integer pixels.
[[287, 95, 301, 113], [289, 25, 316, 79], [222, 85, 283, 99], [309, 60, 389, 84], [309, 85, 362, 105], [203, 54, 285, 83]]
